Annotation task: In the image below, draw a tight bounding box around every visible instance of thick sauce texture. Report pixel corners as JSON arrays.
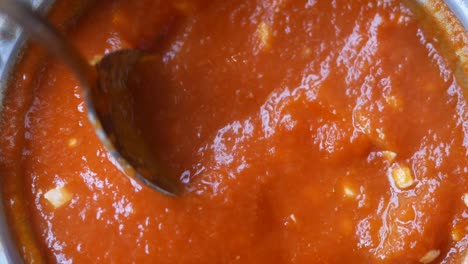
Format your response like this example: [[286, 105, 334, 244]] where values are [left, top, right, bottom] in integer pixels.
[[1, 0, 468, 263]]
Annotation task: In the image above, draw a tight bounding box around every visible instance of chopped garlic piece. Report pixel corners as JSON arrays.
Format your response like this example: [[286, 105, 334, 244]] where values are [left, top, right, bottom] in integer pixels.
[[343, 186, 356, 198], [419, 249, 440, 264], [451, 228, 462, 242], [44, 187, 73, 208], [258, 22, 272, 50], [391, 165, 415, 189], [68, 138, 78, 148], [289, 214, 297, 223], [284, 213, 298, 226], [381, 150, 397, 162], [89, 55, 103, 66], [463, 193, 468, 208]]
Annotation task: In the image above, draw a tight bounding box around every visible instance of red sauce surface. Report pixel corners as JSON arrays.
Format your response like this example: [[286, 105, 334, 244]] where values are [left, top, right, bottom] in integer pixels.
[[1, 0, 468, 263]]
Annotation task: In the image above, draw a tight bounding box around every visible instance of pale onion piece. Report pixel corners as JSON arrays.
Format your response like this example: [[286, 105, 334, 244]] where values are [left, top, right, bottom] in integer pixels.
[[44, 187, 73, 209], [68, 138, 78, 148], [289, 214, 297, 223], [89, 55, 103, 66], [463, 193, 468, 208], [381, 150, 397, 162], [391, 165, 415, 189], [451, 228, 462, 242], [343, 186, 356, 198], [419, 249, 440, 264], [258, 22, 272, 50], [284, 213, 298, 226], [463, 252, 468, 264]]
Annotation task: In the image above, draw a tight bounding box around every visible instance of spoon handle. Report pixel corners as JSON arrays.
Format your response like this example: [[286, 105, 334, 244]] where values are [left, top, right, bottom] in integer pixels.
[[0, 0, 94, 88]]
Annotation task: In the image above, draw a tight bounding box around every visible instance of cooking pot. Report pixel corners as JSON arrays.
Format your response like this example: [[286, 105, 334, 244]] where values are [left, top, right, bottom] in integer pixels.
[[0, 0, 466, 263]]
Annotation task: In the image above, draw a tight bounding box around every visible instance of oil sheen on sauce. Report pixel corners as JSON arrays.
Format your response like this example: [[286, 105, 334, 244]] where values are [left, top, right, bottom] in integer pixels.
[[0, 0, 467, 263]]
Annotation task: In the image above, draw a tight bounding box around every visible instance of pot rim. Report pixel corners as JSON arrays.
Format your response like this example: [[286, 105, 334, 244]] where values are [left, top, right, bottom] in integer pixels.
[[0, 1, 55, 263]]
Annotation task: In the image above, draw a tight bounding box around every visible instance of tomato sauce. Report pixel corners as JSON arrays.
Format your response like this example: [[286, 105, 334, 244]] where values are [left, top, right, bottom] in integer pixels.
[[1, 0, 467, 263]]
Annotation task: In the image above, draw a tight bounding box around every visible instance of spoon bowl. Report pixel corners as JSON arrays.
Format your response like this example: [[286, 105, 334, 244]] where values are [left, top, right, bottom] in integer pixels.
[[95, 50, 181, 195], [0, 0, 181, 195]]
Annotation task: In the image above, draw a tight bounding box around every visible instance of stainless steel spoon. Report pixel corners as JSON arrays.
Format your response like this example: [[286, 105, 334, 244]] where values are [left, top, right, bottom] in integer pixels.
[[0, 0, 180, 195]]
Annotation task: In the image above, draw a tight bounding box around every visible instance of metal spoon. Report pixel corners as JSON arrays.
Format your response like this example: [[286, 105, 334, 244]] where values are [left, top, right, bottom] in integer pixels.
[[0, 0, 181, 195]]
